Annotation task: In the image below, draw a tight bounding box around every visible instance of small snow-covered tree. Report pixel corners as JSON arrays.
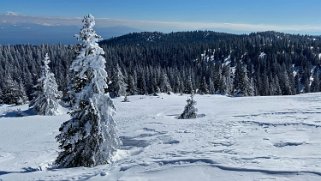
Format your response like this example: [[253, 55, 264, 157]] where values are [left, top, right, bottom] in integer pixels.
[[109, 64, 127, 98], [55, 14, 120, 168], [159, 73, 172, 94], [178, 92, 198, 119], [122, 94, 130, 102], [29, 53, 60, 115]]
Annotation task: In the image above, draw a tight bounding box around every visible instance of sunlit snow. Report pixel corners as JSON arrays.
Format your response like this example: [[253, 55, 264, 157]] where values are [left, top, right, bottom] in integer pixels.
[[1, 93, 321, 180]]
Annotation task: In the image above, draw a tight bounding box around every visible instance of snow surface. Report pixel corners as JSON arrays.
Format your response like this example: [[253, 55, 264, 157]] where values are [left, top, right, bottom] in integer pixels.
[[1, 93, 321, 180]]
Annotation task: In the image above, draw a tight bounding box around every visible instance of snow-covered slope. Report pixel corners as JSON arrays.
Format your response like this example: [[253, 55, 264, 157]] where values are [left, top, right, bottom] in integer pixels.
[[1, 93, 321, 180]]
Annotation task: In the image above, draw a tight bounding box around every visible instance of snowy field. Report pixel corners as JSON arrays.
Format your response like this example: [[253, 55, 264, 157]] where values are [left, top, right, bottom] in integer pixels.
[[1, 93, 321, 180]]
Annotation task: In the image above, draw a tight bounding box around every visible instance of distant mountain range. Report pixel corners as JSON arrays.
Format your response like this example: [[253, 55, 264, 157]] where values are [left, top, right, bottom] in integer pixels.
[[0, 23, 140, 44]]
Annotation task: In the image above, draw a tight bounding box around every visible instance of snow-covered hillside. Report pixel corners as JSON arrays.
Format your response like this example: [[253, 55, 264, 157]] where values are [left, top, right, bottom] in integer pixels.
[[1, 93, 321, 180]]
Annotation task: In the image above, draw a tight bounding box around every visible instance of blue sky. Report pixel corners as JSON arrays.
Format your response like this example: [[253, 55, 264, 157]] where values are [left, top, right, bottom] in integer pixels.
[[1, 0, 321, 24], [1, 0, 321, 44]]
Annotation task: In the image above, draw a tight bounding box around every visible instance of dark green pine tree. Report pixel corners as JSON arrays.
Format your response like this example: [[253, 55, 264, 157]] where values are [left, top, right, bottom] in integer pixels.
[[233, 61, 251, 96], [199, 76, 209, 94]]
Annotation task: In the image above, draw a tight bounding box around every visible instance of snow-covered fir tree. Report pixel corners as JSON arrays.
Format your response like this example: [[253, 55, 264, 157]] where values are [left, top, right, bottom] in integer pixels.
[[199, 76, 209, 94], [109, 64, 127, 98], [311, 70, 320, 92], [122, 94, 130, 102], [29, 53, 60, 115], [127, 74, 137, 95], [185, 74, 194, 94], [0, 89, 3, 104], [55, 14, 120, 168], [1, 74, 28, 105], [159, 72, 172, 94], [178, 92, 198, 119], [233, 61, 252, 96]]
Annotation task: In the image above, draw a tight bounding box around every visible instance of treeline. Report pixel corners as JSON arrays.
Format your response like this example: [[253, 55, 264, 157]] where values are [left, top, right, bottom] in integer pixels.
[[101, 31, 321, 96], [1, 31, 321, 103], [0, 44, 74, 103]]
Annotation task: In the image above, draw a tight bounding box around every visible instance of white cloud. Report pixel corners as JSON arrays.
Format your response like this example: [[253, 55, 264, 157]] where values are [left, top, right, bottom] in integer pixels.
[[1, 13, 321, 34], [35, 22, 54, 26], [5, 11, 19, 16], [123, 20, 321, 34]]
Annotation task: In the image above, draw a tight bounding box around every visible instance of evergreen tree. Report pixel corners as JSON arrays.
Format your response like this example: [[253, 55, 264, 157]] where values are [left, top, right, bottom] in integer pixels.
[[233, 61, 251, 96], [1, 74, 28, 105], [109, 64, 127, 98], [55, 14, 120, 168], [0, 89, 3, 104], [223, 66, 234, 95], [184, 75, 193, 94], [173, 74, 182, 93], [208, 78, 215, 94], [311, 70, 320, 92], [127, 74, 137, 95], [159, 72, 172, 94], [122, 94, 130, 102], [213, 64, 222, 93], [199, 76, 209, 94], [271, 75, 282, 95], [137, 72, 148, 94], [294, 74, 301, 94], [29, 53, 60, 115], [279, 68, 293, 95], [178, 92, 198, 119]]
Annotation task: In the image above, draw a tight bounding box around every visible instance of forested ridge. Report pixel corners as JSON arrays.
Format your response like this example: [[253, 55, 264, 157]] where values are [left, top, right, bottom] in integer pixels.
[[1, 30, 321, 103]]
